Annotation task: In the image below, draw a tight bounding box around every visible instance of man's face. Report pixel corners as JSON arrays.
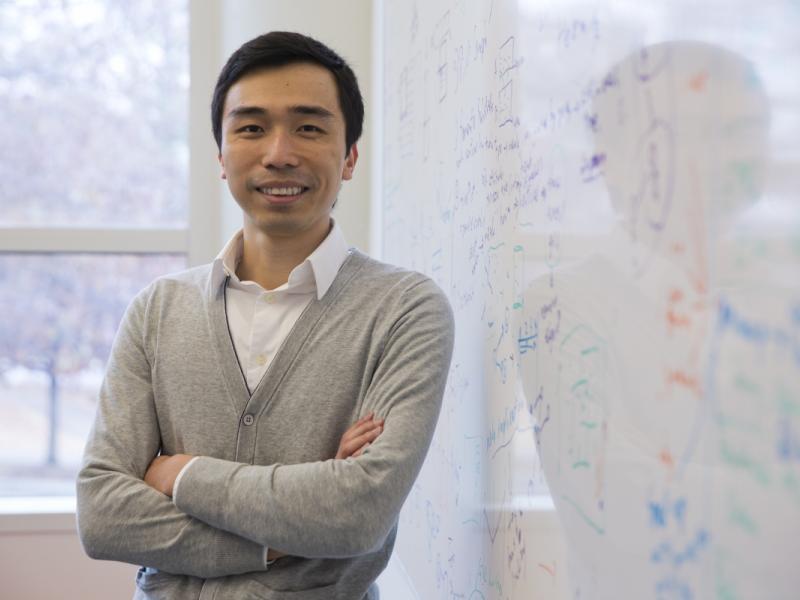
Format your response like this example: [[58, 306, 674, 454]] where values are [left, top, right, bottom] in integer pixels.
[[218, 62, 357, 242]]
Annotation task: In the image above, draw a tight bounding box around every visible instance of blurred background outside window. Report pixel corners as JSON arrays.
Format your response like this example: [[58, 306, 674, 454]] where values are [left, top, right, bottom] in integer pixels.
[[0, 0, 189, 497]]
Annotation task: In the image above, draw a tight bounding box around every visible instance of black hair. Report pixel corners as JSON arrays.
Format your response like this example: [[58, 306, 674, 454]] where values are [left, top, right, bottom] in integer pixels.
[[211, 31, 364, 154]]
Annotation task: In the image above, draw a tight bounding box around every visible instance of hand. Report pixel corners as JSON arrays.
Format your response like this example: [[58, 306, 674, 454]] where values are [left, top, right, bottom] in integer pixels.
[[335, 412, 384, 459], [144, 453, 194, 497]]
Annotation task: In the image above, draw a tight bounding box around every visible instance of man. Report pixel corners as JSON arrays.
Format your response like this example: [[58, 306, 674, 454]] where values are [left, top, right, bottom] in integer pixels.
[[77, 31, 454, 600]]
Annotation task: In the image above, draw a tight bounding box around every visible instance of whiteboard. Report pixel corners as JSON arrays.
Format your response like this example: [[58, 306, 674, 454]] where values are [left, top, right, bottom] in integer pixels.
[[380, 1, 800, 598]]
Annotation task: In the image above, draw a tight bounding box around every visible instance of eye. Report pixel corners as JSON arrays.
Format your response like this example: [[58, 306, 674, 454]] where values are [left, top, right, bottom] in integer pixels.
[[298, 124, 324, 134], [237, 124, 263, 134]]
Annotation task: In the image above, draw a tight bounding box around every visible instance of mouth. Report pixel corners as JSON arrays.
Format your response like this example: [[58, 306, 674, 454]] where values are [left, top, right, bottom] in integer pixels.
[[254, 184, 310, 204]]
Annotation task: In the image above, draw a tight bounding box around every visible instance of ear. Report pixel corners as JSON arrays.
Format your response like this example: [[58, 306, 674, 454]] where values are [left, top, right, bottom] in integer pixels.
[[218, 153, 227, 180], [341, 143, 358, 181]]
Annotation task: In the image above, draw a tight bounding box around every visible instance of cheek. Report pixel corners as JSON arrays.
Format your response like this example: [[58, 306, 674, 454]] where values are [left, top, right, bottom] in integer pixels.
[[320, 149, 346, 177], [221, 143, 255, 167], [221, 156, 251, 192]]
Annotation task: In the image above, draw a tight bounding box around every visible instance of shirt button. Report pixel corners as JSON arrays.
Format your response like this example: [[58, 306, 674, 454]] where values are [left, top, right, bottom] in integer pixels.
[[255, 354, 267, 366], [242, 414, 255, 426], [264, 294, 275, 304]]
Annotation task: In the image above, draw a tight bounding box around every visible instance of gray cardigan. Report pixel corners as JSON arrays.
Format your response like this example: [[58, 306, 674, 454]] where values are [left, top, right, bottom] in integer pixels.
[[76, 250, 454, 599]]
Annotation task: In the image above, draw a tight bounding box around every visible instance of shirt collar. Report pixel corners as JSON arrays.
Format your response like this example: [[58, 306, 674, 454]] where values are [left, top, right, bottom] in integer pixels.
[[212, 220, 350, 300]]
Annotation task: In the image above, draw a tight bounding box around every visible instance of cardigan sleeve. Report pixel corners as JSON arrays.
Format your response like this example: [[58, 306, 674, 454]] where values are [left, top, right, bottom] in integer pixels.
[[172, 276, 455, 558], [76, 286, 268, 577]]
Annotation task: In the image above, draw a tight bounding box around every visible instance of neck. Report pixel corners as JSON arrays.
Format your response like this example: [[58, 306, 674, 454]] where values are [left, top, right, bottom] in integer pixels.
[[237, 220, 331, 290]]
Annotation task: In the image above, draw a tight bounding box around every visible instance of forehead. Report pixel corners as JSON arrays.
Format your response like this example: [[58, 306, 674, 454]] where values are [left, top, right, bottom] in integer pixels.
[[223, 62, 342, 120]]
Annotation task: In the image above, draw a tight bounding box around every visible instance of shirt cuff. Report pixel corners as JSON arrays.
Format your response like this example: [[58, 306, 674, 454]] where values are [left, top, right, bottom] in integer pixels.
[[172, 456, 201, 503], [265, 548, 277, 566]]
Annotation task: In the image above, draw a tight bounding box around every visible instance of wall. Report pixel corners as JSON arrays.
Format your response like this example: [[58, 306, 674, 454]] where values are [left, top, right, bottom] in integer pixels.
[[0, 502, 136, 600]]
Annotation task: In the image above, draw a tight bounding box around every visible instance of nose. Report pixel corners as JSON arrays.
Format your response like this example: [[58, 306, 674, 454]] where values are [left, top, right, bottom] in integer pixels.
[[260, 128, 300, 169]]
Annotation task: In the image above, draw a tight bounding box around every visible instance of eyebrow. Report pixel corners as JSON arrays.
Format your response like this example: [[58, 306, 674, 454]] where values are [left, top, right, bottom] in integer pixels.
[[226, 104, 337, 121]]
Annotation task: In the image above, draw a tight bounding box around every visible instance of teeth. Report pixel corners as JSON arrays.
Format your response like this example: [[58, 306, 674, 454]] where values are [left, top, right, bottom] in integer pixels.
[[260, 186, 304, 196]]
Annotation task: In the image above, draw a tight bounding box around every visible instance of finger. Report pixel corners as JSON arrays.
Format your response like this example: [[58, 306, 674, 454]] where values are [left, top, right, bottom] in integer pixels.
[[357, 412, 375, 425], [341, 418, 382, 444], [349, 412, 374, 430], [354, 413, 382, 431], [339, 429, 381, 458], [341, 425, 383, 457], [345, 422, 382, 447], [353, 442, 370, 457]]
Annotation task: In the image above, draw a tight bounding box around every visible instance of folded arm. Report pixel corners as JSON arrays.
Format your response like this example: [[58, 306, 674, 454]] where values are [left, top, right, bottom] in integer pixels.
[[172, 279, 454, 558], [144, 412, 383, 497], [143, 413, 385, 562]]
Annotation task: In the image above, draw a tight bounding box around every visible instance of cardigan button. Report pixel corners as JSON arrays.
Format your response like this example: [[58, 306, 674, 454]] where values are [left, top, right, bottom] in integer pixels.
[[242, 414, 255, 426]]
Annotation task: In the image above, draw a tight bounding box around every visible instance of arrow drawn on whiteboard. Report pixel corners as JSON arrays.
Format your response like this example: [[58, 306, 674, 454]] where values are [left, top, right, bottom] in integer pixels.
[[482, 505, 502, 545]]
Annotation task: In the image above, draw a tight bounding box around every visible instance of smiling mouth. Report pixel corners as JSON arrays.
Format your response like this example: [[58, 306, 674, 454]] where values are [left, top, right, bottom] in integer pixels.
[[255, 185, 310, 204]]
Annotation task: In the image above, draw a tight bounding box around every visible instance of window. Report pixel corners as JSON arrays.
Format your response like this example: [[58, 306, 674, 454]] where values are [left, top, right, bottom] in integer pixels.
[[0, 0, 189, 498]]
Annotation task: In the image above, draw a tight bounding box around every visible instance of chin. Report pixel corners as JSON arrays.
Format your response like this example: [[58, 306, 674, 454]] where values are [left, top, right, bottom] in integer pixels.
[[250, 215, 311, 237]]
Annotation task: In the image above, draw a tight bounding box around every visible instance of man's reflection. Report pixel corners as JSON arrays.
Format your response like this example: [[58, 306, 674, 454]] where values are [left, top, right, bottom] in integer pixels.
[[515, 40, 798, 599]]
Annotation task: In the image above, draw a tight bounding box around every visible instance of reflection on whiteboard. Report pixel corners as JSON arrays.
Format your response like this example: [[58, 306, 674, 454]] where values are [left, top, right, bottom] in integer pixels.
[[382, 1, 800, 598]]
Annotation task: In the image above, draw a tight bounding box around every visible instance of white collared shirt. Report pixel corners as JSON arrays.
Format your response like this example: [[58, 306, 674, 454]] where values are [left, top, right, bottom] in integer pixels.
[[218, 221, 350, 393]]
